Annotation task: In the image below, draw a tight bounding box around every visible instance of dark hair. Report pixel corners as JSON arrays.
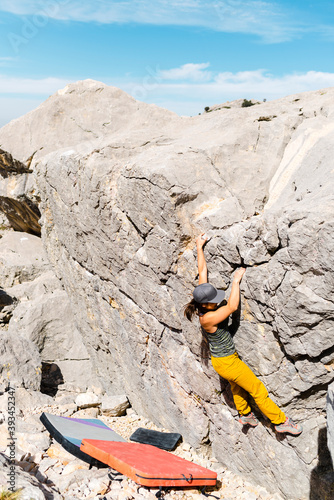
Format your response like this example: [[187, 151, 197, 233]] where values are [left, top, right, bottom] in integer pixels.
[[184, 298, 228, 365], [184, 298, 211, 365], [183, 299, 207, 321]]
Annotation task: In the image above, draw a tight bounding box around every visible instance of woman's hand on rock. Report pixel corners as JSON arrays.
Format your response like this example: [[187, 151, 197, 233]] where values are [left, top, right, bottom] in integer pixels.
[[233, 267, 246, 283], [196, 233, 208, 248]]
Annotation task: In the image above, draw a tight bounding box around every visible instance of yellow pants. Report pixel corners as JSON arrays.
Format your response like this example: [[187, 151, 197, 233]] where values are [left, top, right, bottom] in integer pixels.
[[211, 352, 286, 425]]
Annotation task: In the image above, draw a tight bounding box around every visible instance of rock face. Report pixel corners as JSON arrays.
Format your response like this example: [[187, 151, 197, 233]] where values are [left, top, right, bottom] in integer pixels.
[[1, 80, 334, 499], [0, 231, 96, 393], [0, 79, 176, 235]]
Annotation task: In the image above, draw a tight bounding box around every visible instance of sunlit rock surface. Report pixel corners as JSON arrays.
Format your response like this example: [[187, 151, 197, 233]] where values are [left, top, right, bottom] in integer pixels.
[[1, 80, 334, 498]]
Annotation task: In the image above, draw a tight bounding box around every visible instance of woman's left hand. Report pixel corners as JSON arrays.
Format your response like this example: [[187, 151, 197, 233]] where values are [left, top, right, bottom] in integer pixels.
[[196, 233, 208, 248]]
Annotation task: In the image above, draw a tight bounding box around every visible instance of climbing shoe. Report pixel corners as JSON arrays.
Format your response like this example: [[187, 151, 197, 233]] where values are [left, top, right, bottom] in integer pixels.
[[238, 412, 259, 427], [275, 417, 303, 436]]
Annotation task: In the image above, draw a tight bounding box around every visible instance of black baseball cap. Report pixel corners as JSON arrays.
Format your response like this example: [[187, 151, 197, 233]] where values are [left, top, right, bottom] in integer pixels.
[[193, 283, 225, 304]]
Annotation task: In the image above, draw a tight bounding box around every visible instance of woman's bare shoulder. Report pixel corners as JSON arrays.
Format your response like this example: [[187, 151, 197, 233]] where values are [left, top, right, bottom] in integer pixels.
[[199, 314, 218, 334]]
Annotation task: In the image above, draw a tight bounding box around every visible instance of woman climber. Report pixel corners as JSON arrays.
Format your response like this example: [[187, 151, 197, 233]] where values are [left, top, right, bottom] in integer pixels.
[[184, 233, 303, 436]]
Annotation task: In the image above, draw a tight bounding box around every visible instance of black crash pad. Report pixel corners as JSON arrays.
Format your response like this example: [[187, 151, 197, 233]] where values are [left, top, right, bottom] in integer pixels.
[[129, 427, 182, 451]]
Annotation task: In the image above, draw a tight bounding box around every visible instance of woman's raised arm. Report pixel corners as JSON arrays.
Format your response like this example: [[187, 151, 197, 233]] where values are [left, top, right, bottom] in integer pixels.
[[196, 233, 208, 284]]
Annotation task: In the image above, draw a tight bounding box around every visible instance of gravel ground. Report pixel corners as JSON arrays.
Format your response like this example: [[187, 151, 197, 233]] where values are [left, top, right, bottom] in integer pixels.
[[4, 394, 287, 500]]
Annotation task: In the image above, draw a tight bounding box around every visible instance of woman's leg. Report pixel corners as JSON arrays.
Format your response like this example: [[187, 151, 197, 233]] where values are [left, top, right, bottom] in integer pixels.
[[212, 354, 252, 414], [230, 355, 286, 424], [229, 380, 252, 415], [211, 353, 286, 424]]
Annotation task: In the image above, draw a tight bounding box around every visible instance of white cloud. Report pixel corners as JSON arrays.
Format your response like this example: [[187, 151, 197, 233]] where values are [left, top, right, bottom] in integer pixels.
[[158, 63, 212, 82], [0, 74, 73, 94], [115, 67, 334, 115], [210, 69, 334, 97], [0, 0, 312, 43], [0, 57, 15, 67]]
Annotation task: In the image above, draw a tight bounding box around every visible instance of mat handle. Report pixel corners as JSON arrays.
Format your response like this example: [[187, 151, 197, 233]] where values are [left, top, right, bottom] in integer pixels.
[[181, 473, 193, 483]]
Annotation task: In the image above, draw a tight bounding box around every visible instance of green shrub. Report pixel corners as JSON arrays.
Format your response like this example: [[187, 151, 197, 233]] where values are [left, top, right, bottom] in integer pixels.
[[204, 106, 210, 112], [241, 99, 255, 108]]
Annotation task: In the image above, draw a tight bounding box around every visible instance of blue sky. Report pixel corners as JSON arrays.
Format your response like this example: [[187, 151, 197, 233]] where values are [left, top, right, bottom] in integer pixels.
[[0, 0, 334, 126]]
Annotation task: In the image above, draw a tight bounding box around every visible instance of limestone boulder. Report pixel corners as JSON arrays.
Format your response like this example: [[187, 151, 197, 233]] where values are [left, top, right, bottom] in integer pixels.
[[4, 81, 334, 499], [0, 231, 96, 393], [0, 79, 178, 165], [0, 80, 180, 234], [0, 332, 42, 392], [0, 231, 48, 288]]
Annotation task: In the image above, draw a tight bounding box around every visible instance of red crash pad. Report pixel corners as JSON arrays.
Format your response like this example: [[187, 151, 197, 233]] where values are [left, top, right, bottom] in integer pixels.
[[80, 440, 217, 488]]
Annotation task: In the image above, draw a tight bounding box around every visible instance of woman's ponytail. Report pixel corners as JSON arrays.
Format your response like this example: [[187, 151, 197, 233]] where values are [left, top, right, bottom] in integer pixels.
[[184, 298, 201, 321]]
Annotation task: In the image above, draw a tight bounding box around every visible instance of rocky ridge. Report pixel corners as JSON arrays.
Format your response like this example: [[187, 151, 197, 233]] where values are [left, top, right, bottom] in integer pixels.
[[1, 80, 334, 499]]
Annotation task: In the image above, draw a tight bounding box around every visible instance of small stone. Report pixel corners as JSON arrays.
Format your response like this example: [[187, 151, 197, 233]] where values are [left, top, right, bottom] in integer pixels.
[[29, 451, 44, 463], [58, 403, 77, 415], [101, 394, 130, 417], [17, 460, 35, 472], [46, 442, 75, 463], [75, 391, 100, 408], [38, 457, 59, 473], [54, 394, 76, 405], [118, 491, 132, 500], [131, 415, 141, 422], [71, 407, 99, 418], [16, 430, 50, 456], [61, 459, 90, 475]]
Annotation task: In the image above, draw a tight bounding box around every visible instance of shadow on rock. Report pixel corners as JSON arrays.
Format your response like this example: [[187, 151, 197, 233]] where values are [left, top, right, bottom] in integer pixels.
[[41, 362, 65, 397], [219, 377, 235, 410], [0, 289, 17, 324], [309, 427, 334, 500], [0, 289, 14, 307]]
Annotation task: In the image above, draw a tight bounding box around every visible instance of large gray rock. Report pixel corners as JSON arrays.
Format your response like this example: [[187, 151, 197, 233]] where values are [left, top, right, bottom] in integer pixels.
[[0, 331, 42, 392], [3, 81, 334, 498], [0, 231, 48, 288], [0, 79, 178, 165], [0, 231, 96, 393], [0, 80, 179, 234]]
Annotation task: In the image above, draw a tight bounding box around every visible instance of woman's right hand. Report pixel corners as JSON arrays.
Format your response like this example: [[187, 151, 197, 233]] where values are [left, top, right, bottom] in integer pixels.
[[233, 267, 246, 283]]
